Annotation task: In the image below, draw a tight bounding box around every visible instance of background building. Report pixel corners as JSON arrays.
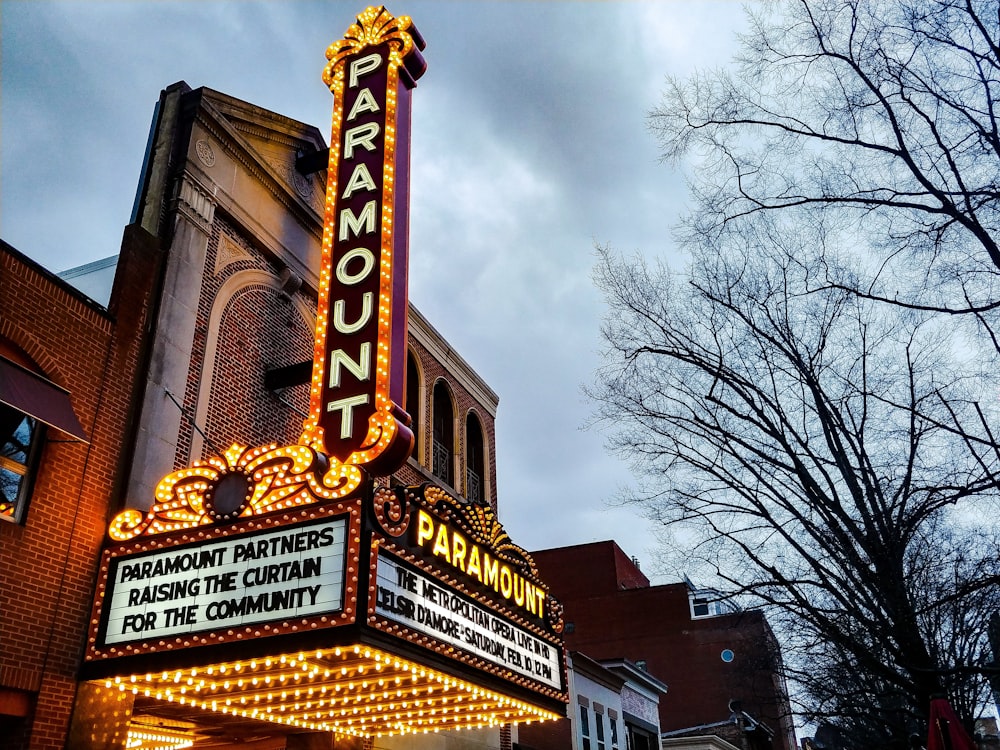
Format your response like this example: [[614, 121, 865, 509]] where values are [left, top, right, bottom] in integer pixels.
[[531, 541, 797, 750], [517, 652, 667, 750]]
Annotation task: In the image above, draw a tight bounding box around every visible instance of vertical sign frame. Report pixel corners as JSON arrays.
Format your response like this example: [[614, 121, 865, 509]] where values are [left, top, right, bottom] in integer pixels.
[[301, 6, 426, 477]]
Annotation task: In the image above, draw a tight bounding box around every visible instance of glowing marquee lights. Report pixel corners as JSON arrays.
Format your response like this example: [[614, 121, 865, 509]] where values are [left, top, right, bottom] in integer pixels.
[[126, 725, 194, 750], [105, 645, 560, 738], [300, 6, 426, 477], [414, 509, 548, 619], [107, 442, 361, 542], [89, 9, 567, 738]]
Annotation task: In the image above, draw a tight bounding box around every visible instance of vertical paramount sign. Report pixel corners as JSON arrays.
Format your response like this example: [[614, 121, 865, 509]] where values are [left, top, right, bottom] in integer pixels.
[[302, 7, 425, 475]]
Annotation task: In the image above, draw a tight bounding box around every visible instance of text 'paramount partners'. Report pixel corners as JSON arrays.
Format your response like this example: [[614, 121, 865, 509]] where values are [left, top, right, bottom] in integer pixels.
[[102, 519, 346, 645]]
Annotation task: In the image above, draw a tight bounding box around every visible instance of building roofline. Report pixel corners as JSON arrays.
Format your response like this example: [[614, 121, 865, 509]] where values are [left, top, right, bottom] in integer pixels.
[[568, 651, 627, 692], [1, 239, 111, 316], [600, 658, 669, 695]]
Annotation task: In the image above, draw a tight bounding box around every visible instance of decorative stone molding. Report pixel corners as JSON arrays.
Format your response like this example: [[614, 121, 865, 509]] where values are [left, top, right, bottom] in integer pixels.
[[195, 138, 216, 167], [214, 232, 253, 275], [290, 163, 314, 201], [196, 112, 325, 225], [174, 176, 216, 232], [263, 153, 317, 204]]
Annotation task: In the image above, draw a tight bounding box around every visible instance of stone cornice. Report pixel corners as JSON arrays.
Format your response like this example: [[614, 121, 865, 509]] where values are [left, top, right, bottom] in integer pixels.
[[192, 103, 323, 235], [409, 305, 499, 417]]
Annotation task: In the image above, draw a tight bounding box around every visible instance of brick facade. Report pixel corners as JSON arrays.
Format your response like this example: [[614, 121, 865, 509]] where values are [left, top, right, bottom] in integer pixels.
[[531, 542, 797, 750], [0, 229, 162, 749]]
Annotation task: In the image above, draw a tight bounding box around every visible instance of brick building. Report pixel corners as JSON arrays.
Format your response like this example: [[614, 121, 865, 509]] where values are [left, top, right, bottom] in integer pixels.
[[530, 541, 797, 750], [1, 76, 537, 749], [1, 231, 162, 747]]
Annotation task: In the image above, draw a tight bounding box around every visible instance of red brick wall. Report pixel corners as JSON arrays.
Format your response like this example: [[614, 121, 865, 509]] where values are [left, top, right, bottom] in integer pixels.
[[532, 544, 793, 750], [532, 542, 649, 600], [0, 228, 161, 749]]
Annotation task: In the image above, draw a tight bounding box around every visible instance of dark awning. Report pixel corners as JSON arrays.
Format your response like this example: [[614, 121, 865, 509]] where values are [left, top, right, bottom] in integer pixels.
[[0, 357, 88, 442]]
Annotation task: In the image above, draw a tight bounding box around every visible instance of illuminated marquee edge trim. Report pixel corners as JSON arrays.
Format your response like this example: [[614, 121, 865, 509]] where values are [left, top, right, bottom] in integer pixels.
[[102, 644, 562, 738], [299, 5, 424, 472], [88, 495, 364, 663], [108, 442, 362, 541], [366, 482, 567, 700]]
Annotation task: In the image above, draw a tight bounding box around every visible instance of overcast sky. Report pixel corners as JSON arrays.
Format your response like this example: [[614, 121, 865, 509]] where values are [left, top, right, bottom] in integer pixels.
[[2, 0, 747, 580]]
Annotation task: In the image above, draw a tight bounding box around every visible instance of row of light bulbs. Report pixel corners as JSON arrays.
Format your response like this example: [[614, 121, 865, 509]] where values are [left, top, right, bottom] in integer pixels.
[[106, 644, 560, 738], [126, 726, 194, 750]]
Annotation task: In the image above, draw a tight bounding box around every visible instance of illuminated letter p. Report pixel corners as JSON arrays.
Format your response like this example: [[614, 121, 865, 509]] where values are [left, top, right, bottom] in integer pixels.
[[349, 53, 382, 87]]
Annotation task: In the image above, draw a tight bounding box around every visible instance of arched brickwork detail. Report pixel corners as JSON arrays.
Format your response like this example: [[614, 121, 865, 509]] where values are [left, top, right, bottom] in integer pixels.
[[190, 270, 315, 460], [0, 324, 73, 390]]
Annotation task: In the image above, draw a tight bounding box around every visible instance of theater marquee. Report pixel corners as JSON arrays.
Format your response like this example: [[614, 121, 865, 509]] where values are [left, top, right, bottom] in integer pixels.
[[84, 453, 565, 736], [365, 484, 566, 702], [374, 552, 562, 690], [82, 6, 567, 741]]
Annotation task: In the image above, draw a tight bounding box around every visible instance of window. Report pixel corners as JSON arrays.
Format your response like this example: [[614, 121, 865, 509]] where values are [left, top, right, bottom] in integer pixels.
[[465, 412, 485, 503], [579, 705, 592, 750], [405, 352, 421, 462], [431, 381, 453, 485], [689, 588, 740, 619], [0, 405, 43, 523], [0, 352, 87, 524], [626, 726, 655, 750], [610, 715, 620, 750], [595, 709, 607, 750], [691, 596, 712, 617]]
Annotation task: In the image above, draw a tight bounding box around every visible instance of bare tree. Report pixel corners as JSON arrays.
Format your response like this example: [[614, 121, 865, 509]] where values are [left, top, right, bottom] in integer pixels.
[[589, 233, 1000, 748], [651, 0, 1000, 319]]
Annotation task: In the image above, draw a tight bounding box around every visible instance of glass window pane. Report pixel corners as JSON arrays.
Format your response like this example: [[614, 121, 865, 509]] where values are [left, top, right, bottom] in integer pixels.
[[0, 408, 40, 523], [1, 413, 32, 464], [0, 465, 25, 518]]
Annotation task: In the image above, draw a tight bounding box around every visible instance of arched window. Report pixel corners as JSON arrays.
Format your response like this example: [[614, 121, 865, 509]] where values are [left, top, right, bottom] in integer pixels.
[[431, 380, 454, 486], [405, 351, 421, 463], [465, 412, 485, 504]]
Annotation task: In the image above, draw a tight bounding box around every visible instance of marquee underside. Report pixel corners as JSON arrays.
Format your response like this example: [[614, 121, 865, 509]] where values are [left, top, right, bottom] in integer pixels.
[[103, 642, 561, 744]]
